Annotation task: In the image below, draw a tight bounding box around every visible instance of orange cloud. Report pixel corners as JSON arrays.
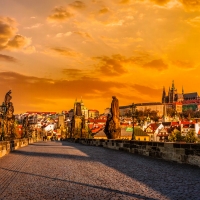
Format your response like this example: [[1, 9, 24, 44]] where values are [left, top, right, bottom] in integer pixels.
[[6, 34, 31, 50], [179, 0, 200, 11], [99, 7, 110, 14], [132, 84, 162, 98], [48, 47, 79, 57], [62, 68, 88, 79], [69, 1, 86, 9], [0, 17, 33, 52], [0, 54, 17, 62], [93, 54, 136, 76], [47, 6, 73, 22], [73, 31, 92, 39], [143, 59, 168, 70], [150, 0, 171, 5], [0, 17, 17, 49], [0, 71, 128, 113], [173, 60, 195, 69]]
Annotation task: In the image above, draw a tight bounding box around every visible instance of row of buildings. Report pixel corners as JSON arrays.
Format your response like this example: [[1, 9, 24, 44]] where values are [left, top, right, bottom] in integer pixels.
[[14, 81, 200, 141], [119, 81, 200, 117]]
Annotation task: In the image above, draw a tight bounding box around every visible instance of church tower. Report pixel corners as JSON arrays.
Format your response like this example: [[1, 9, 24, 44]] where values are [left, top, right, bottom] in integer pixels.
[[169, 80, 177, 103], [162, 87, 166, 103]]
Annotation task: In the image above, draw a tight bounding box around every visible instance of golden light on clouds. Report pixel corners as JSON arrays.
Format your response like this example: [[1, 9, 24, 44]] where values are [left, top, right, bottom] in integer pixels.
[[0, 0, 200, 113]]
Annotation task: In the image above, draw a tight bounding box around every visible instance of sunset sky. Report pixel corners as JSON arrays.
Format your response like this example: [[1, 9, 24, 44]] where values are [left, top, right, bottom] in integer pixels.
[[0, 0, 200, 113]]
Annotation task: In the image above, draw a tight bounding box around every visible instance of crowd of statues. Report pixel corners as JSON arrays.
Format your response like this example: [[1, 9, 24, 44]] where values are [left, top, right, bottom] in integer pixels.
[[0, 90, 121, 141]]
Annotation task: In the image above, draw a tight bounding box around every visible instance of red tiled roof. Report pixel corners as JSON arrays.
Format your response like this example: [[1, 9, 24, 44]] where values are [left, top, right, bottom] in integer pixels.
[[148, 123, 159, 131], [171, 122, 179, 126], [26, 111, 57, 114]]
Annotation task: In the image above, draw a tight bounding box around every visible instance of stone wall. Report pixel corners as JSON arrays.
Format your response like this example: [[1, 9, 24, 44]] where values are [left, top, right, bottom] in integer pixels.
[[0, 138, 36, 158], [68, 138, 200, 168]]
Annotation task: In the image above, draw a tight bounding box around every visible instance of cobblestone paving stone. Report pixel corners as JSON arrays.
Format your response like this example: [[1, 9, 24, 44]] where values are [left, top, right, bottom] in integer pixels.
[[0, 141, 200, 200]]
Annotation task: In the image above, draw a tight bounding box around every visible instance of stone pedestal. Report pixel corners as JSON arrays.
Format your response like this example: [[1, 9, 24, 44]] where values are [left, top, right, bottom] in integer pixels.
[[71, 116, 82, 138], [104, 118, 121, 139]]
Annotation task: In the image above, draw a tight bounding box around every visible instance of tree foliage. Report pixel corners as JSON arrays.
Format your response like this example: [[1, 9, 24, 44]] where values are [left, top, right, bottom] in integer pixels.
[[185, 130, 197, 143], [168, 129, 182, 142]]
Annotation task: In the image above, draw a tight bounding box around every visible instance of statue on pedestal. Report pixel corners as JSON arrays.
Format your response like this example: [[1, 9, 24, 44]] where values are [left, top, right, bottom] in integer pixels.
[[3, 90, 15, 140], [104, 96, 121, 139]]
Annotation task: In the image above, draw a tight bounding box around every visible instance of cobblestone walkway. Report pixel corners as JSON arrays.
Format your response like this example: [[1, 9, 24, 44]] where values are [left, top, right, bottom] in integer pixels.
[[0, 141, 200, 200]]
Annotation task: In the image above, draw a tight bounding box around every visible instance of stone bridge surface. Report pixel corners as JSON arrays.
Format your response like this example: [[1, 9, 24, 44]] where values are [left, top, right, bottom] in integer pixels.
[[0, 141, 199, 200]]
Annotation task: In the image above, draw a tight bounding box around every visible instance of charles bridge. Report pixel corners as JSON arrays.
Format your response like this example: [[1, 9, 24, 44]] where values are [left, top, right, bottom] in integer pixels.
[[0, 94, 200, 199], [0, 138, 200, 200]]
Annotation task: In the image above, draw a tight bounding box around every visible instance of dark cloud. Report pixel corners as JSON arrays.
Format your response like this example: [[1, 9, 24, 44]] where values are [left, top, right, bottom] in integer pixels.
[[50, 47, 79, 57], [0, 71, 126, 112], [0, 54, 17, 62], [119, 0, 130, 3], [0, 17, 32, 51], [143, 59, 168, 70], [62, 68, 85, 78], [179, 0, 200, 11], [6, 34, 31, 50], [69, 1, 86, 9], [0, 17, 17, 49], [150, 0, 171, 5], [99, 7, 110, 14], [73, 31, 92, 39], [132, 84, 162, 97], [94, 54, 135, 76], [47, 6, 73, 22], [173, 60, 195, 69]]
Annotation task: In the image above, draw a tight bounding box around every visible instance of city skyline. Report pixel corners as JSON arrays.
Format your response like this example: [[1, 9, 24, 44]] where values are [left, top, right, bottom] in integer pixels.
[[0, 0, 200, 113]]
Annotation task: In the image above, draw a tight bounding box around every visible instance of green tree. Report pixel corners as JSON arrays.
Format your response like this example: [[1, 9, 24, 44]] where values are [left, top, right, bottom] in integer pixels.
[[167, 108, 175, 117], [168, 129, 182, 142], [185, 130, 197, 143]]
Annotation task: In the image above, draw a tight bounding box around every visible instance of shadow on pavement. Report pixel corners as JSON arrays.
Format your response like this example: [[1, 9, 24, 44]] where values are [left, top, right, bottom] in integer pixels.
[[0, 166, 156, 200], [60, 141, 200, 200]]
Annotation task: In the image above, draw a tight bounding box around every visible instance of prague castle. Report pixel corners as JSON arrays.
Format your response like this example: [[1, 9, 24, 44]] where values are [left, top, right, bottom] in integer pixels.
[[119, 80, 200, 117], [162, 80, 200, 112], [162, 80, 199, 104]]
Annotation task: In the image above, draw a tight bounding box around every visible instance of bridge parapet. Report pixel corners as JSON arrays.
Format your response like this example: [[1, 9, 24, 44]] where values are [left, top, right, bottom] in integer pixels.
[[0, 138, 36, 158], [68, 138, 200, 167]]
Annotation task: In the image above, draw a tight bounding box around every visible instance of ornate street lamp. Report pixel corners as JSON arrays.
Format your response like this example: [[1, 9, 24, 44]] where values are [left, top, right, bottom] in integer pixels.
[[0, 102, 7, 141], [131, 103, 136, 140]]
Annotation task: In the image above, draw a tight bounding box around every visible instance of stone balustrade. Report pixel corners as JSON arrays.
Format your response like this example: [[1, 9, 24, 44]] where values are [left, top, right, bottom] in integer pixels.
[[0, 138, 37, 158], [68, 138, 200, 168]]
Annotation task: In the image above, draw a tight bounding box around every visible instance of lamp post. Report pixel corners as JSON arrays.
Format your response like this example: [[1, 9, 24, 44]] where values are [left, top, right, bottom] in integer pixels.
[[0, 102, 7, 141], [131, 103, 136, 140]]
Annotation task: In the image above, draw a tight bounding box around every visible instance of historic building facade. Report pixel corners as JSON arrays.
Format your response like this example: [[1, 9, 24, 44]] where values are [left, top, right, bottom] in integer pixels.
[[162, 80, 200, 111]]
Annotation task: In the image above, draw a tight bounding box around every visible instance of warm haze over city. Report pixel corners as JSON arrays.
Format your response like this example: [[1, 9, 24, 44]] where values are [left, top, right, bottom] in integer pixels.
[[0, 0, 200, 113]]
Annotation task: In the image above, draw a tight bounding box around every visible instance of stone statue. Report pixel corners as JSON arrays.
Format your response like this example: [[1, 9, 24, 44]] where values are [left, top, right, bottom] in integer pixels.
[[6, 102, 14, 119], [104, 96, 121, 139], [4, 90, 12, 106], [111, 96, 119, 123], [22, 116, 29, 138], [2, 90, 15, 140]]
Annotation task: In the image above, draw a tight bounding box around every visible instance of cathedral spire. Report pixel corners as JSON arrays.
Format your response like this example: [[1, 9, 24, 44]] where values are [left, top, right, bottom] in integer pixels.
[[162, 86, 166, 103], [172, 80, 175, 90], [182, 86, 184, 94]]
